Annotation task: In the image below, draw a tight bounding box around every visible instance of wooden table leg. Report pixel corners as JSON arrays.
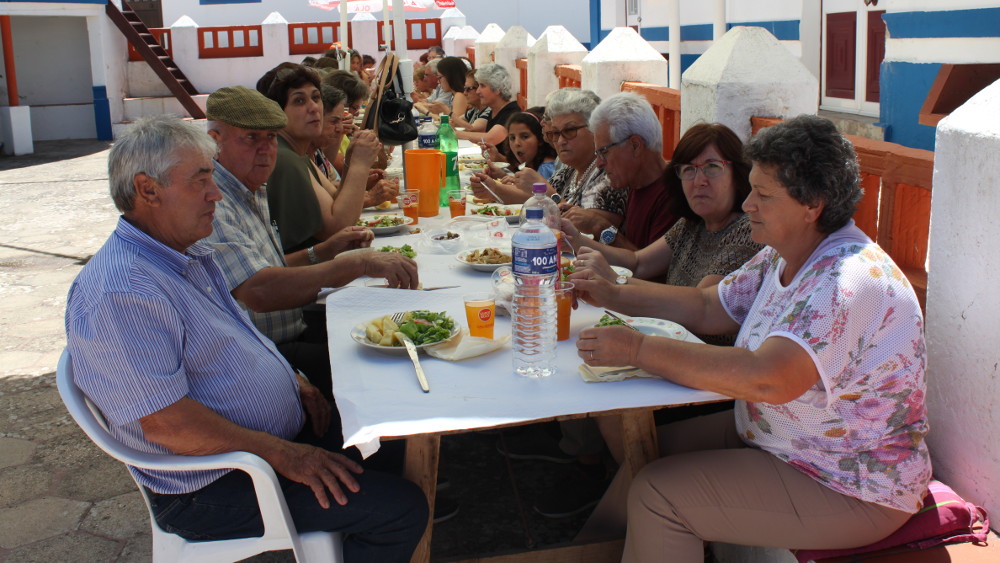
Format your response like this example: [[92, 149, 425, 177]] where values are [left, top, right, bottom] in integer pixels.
[[405, 433, 440, 563], [619, 409, 658, 478]]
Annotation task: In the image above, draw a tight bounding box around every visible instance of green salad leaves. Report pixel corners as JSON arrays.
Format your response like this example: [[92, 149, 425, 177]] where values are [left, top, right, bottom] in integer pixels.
[[397, 310, 455, 345]]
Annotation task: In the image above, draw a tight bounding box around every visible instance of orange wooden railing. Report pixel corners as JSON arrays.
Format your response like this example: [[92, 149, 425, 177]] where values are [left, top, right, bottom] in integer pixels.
[[466, 45, 475, 66], [198, 25, 263, 59], [377, 18, 441, 51], [751, 117, 932, 310], [621, 82, 681, 160], [128, 28, 171, 62], [555, 64, 582, 88], [288, 22, 351, 55], [515, 57, 528, 109]]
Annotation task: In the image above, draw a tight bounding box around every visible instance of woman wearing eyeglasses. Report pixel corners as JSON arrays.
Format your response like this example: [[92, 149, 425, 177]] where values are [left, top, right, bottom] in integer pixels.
[[567, 123, 762, 344], [451, 70, 491, 133], [572, 116, 928, 561], [415, 56, 467, 117], [455, 64, 521, 156]]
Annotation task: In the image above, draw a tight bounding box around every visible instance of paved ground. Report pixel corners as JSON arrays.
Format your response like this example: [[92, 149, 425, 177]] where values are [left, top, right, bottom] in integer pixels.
[[0, 140, 589, 562]]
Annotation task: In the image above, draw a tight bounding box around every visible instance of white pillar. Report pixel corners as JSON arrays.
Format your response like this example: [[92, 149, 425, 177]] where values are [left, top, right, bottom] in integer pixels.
[[260, 12, 289, 67], [382, 0, 391, 49], [339, 0, 349, 51], [925, 78, 1000, 520], [439, 7, 467, 44], [667, 0, 681, 89], [351, 13, 378, 60], [713, 0, 726, 40], [475, 23, 506, 66], [680, 26, 817, 141], [392, 1, 411, 95], [581, 27, 668, 101], [0, 106, 33, 155], [494, 26, 535, 98], [527, 26, 587, 107]]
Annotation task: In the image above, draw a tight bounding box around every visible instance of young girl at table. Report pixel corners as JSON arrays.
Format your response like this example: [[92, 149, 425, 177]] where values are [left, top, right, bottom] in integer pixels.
[[484, 107, 557, 180]]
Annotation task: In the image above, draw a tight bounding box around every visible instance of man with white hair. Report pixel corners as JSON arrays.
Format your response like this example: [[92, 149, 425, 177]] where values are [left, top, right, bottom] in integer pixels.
[[420, 57, 454, 114], [581, 92, 677, 251], [65, 115, 428, 562]]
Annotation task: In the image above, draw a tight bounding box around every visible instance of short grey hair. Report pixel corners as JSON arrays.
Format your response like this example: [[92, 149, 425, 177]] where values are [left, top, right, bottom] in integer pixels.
[[744, 114, 862, 234], [108, 115, 218, 213], [589, 92, 662, 153], [546, 88, 601, 123], [475, 64, 512, 101]]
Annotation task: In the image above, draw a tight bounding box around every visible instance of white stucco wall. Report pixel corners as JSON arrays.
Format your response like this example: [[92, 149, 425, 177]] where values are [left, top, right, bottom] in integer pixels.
[[493, 26, 534, 97], [163, 0, 589, 45], [925, 78, 1000, 518], [526, 26, 587, 107], [680, 26, 817, 141]]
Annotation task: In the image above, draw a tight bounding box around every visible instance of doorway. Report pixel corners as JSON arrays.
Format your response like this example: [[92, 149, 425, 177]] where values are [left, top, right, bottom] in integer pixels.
[[821, 0, 884, 117]]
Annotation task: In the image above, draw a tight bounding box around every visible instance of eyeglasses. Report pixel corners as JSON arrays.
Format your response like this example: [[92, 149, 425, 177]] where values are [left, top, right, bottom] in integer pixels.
[[464, 84, 478, 92], [594, 138, 628, 161], [675, 160, 731, 181], [544, 123, 587, 144]]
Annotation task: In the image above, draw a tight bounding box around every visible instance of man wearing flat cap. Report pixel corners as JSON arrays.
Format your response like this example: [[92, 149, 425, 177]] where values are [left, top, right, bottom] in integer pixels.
[[203, 86, 418, 397], [66, 115, 427, 562]]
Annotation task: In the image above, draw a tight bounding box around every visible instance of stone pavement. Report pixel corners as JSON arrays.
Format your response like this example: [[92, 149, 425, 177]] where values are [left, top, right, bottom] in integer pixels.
[[0, 140, 589, 562]]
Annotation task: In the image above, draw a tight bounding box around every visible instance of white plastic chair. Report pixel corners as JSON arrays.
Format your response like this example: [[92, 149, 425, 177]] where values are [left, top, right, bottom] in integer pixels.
[[56, 349, 343, 563]]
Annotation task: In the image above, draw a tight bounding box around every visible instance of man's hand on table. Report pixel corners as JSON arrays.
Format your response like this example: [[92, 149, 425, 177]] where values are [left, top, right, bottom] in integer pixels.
[[296, 372, 331, 436], [577, 325, 645, 368], [363, 251, 419, 289], [271, 441, 363, 509], [561, 205, 614, 237], [317, 226, 374, 261]]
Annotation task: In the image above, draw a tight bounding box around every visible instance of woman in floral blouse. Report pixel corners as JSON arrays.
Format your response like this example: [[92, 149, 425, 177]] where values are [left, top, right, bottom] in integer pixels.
[[571, 115, 931, 561]]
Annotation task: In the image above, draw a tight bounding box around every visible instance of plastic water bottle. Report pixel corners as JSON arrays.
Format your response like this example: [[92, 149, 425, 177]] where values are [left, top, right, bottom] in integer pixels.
[[417, 117, 438, 149], [521, 182, 562, 252], [438, 115, 460, 207], [511, 207, 559, 378]]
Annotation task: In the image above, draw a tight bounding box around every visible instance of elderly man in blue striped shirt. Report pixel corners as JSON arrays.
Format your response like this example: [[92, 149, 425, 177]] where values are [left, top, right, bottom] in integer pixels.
[[65, 115, 427, 562], [201, 86, 418, 397]]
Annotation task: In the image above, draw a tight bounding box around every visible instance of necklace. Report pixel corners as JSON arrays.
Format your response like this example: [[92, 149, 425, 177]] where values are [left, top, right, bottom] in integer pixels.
[[570, 158, 599, 195]]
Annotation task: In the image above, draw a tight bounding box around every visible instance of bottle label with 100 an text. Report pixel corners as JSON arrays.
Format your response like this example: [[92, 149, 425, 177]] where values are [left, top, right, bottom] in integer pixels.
[[512, 246, 558, 276]]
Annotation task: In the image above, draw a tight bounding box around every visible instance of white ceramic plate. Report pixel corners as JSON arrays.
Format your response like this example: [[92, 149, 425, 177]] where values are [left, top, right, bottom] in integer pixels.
[[351, 312, 460, 354], [469, 204, 522, 224], [357, 215, 414, 235], [624, 316, 688, 341], [456, 247, 513, 271], [612, 266, 634, 279]]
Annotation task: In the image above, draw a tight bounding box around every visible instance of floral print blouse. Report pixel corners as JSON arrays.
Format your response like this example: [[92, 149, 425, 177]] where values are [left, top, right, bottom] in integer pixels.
[[717, 221, 931, 512]]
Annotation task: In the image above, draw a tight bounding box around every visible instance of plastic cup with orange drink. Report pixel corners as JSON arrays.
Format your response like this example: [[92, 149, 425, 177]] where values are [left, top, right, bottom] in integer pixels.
[[397, 190, 420, 225], [555, 281, 574, 341], [448, 190, 467, 218], [463, 292, 495, 339]]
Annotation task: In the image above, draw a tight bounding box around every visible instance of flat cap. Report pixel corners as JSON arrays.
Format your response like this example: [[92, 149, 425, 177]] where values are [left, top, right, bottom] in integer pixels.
[[206, 86, 287, 130]]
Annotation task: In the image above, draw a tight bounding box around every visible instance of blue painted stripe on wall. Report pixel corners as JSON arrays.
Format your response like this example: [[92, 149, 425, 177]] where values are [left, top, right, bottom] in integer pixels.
[[636, 20, 799, 43], [884, 8, 1000, 39], [879, 61, 940, 151], [590, 0, 601, 51], [727, 20, 799, 41], [680, 54, 699, 75], [92, 85, 112, 141]]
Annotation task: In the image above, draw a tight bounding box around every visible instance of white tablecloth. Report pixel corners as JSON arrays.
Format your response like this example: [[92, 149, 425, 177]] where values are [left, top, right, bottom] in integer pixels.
[[325, 207, 725, 456]]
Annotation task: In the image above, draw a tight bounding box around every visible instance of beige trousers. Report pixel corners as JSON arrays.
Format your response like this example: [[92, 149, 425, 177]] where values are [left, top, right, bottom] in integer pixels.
[[581, 410, 912, 563]]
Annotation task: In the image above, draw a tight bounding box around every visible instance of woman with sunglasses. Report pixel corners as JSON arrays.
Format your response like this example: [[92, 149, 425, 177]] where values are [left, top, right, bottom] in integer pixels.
[[451, 70, 490, 133], [568, 123, 762, 344]]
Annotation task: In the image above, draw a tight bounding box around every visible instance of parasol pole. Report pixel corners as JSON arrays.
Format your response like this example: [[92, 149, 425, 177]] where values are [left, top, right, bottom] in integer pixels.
[[382, 0, 392, 50], [340, 0, 349, 70]]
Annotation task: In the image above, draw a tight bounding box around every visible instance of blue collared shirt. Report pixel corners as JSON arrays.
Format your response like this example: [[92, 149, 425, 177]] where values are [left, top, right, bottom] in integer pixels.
[[65, 217, 304, 494], [203, 161, 306, 344]]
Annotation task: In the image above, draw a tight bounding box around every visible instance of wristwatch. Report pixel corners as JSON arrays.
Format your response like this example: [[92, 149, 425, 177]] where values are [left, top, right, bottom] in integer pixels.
[[599, 226, 619, 245], [615, 273, 629, 285]]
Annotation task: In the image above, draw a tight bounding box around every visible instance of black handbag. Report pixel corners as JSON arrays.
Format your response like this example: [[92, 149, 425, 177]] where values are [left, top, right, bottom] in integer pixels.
[[366, 53, 417, 146]]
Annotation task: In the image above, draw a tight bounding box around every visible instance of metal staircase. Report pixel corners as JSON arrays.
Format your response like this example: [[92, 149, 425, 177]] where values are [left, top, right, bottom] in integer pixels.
[[105, 0, 205, 119]]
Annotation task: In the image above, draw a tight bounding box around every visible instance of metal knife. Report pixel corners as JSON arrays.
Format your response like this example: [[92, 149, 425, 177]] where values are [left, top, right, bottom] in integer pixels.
[[399, 335, 430, 393]]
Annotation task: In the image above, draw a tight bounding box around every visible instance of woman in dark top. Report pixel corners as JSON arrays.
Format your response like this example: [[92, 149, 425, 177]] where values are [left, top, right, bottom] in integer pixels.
[[456, 63, 519, 156]]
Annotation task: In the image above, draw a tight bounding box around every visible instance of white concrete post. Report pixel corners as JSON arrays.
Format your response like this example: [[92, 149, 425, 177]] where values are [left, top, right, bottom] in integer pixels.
[[713, 0, 726, 40], [0, 106, 33, 155], [527, 26, 587, 107], [925, 78, 1000, 520], [581, 27, 668, 101], [494, 26, 535, 99], [169, 15, 200, 90], [260, 12, 288, 66], [680, 26, 817, 141], [392, 4, 412, 96], [474, 23, 506, 66], [439, 7, 466, 43], [339, 0, 349, 51], [452, 26, 480, 60], [667, 0, 681, 88], [351, 13, 378, 60]]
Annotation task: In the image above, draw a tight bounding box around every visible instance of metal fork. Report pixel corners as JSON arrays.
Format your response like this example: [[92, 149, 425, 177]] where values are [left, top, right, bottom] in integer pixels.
[[390, 312, 430, 393], [603, 310, 642, 333]]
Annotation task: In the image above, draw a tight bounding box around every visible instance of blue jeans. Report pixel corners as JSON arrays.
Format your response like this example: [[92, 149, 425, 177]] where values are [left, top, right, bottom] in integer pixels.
[[148, 427, 428, 563]]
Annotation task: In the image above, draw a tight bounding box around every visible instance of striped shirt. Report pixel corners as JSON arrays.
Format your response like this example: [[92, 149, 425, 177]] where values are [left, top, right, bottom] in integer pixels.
[[65, 217, 304, 494], [203, 162, 306, 344]]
